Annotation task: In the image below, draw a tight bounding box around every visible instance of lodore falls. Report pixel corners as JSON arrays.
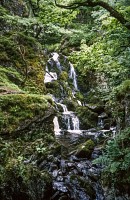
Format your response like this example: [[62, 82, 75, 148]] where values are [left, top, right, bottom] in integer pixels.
[[1, 1, 130, 199], [44, 52, 106, 200]]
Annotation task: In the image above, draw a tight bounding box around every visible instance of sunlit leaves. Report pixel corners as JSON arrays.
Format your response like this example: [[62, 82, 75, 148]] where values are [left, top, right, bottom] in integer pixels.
[[39, 0, 78, 26]]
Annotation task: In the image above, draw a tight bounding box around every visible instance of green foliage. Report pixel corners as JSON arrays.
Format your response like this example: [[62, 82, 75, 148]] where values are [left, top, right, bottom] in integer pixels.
[[0, 94, 53, 133], [59, 71, 68, 81], [94, 128, 130, 192], [114, 80, 130, 99], [69, 12, 130, 99], [0, 131, 56, 199], [0, 0, 130, 198], [39, 0, 78, 26]]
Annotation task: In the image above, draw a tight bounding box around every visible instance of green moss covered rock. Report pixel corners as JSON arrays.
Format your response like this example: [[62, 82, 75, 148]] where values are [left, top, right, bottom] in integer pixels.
[[76, 106, 98, 129], [0, 94, 55, 134], [75, 139, 95, 158]]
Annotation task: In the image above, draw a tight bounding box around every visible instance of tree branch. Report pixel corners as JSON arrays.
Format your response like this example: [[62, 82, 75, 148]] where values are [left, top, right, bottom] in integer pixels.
[[55, 0, 130, 30]]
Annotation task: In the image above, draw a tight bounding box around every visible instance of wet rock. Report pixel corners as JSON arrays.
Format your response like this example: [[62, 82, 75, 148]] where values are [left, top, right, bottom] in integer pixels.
[[57, 176, 64, 182], [88, 168, 100, 181], [53, 182, 68, 193], [81, 181, 96, 199], [86, 104, 104, 114], [53, 170, 58, 178], [38, 160, 47, 170], [75, 139, 95, 159], [104, 118, 111, 126], [67, 162, 75, 168], [71, 175, 96, 199], [91, 147, 102, 159], [70, 155, 80, 162]]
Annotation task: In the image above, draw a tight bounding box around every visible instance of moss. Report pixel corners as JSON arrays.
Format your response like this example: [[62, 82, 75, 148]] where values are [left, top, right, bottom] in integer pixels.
[[45, 81, 63, 98], [0, 31, 46, 94], [59, 71, 68, 81], [0, 94, 54, 134], [75, 91, 84, 102], [0, 131, 56, 200], [76, 139, 95, 158], [63, 98, 78, 111], [0, 65, 23, 90], [115, 80, 130, 99], [76, 106, 98, 129]]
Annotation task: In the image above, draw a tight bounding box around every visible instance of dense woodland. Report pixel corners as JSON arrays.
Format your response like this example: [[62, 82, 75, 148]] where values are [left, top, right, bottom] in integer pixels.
[[0, 0, 130, 200]]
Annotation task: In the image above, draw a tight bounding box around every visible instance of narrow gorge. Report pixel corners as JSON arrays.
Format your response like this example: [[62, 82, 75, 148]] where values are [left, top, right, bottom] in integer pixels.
[[0, 0, 130, 200], [41, 52, 116, 200]]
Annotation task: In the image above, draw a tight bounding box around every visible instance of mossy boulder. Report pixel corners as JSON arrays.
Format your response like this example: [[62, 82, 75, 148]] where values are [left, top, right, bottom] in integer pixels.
[[0, 94, 55, 134], [63, 98, 78, 111], [45, 81, 63, 98], [0, 32, 46, 94], [75, 139, 95, 159], [86, 104, 104, 114], [76, 106, 98, 129], [45, 81, 59, 89]]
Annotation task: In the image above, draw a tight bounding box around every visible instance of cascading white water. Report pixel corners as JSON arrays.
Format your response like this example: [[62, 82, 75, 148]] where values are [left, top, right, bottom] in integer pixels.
[[72, 115, 80, 130], [53, 116, 61, 135], [57, 103, 68, 114], [45, 52, 81, 135], [52, 52, 59, 61], [77, 100, 82, 106], [44, 66, 57, 83], [57, 103, 80, 132], [44, 53, 106, 200], [97, 116, 104, 128], [52, 52, 62, 71], [44, 53, 63, 83], [69, 62, 78, 91]]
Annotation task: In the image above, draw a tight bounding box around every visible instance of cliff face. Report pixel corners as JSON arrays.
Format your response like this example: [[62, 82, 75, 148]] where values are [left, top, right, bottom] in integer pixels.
[[0, 2, 57, 198], [0, 0, 55, 135]]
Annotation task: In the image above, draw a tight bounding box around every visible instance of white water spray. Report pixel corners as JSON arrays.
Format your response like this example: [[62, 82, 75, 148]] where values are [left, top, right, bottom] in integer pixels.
[[53, 116, 61, 135], [69, 62, 78, 91]]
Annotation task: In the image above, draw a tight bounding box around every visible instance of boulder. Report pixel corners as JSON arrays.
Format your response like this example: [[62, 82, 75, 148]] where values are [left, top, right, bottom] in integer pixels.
[[86, 104, 104, 114], [75, 139, 95, 159]]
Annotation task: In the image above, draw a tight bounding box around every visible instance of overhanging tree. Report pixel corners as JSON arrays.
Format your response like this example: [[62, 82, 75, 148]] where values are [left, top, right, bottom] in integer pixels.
[[55, 0, 130, 30]]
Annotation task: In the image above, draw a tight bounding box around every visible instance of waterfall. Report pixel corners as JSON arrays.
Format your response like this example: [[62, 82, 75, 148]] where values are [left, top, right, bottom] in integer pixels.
[[69, 62, 78, 91], [58, 103, 68, 114], [98, 115, 104, 128], [53, 116, 61, 135], [52, 52, 59, 61], [44, 66, 57, 83], [44, 52, 81, 135], [72, 115, 80, 130], [52, 52, 62, 71], [57, 103, 80, 132], [44, 52, 105, 200], [77, 100, 82, 106]]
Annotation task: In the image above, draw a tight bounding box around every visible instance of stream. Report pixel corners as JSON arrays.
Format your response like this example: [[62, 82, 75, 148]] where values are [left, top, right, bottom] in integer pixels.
[[44, 52, 107, 200]]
